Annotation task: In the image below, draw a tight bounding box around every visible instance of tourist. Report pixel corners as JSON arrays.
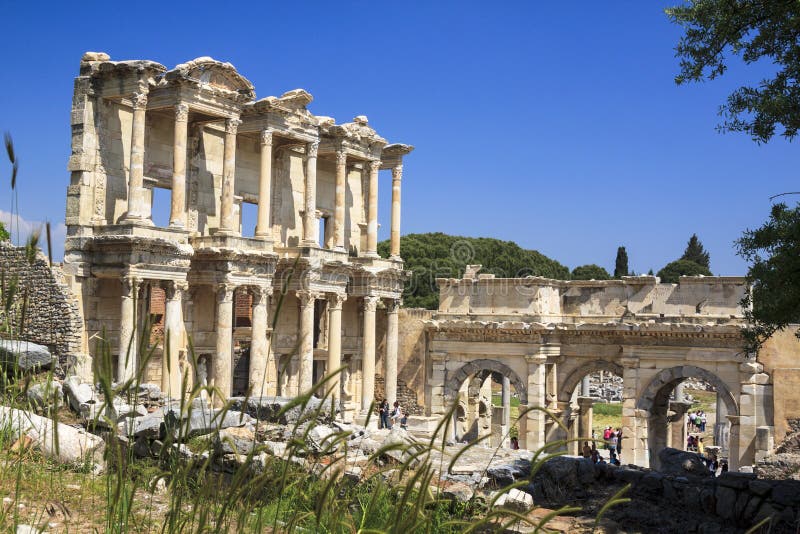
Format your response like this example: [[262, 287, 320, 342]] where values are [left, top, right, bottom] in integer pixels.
[[378, 399, 389, 429], [603, 426, 612, 452], [609, 430, 619, 461], [615, 428, 623, 459], [389, 401, 403, 428], [582, 442, 592, 458], [698, 437, 705, 456], [510, 437, 520, 450], [700, 412, 707, 433]]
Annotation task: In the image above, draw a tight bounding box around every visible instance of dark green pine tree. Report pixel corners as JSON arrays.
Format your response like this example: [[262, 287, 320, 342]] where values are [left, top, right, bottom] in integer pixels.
[[680, 234, 710, 269], [614, 246, 629, 278]]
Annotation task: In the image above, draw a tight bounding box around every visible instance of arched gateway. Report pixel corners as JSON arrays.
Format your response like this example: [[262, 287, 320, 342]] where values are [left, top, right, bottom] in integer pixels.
[[424, 269, 774, 470]]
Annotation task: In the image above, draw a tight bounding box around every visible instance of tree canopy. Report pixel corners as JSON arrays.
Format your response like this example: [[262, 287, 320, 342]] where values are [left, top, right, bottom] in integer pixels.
[[737, 203, 800, 352], [613, 247, 629, 278], [0, 221, 8, 242], [680, 233, 711, 269], [667, 0, 800, 143], [378, 233, 570, 309], [571, 264, 611, 281], [656, 259, 712, 283]]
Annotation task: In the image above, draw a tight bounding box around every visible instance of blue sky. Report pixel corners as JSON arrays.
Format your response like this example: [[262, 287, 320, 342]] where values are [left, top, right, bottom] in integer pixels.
[[0, 1, 795, 275]]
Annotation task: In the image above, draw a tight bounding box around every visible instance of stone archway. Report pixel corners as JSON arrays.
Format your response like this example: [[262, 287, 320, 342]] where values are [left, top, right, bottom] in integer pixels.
[[444, 359, 528, 405], [445, 359, 527, 446], [636, 365, 739, 469]]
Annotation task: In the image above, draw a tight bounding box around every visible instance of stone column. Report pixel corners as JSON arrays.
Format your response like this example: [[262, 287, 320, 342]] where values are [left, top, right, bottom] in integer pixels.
[[523, 352, 548, 450], [674, 382, 685, 403], [385, 298, 400, 405], [297, 290, 317, 394], [163, 280, 187, 398], [123, 91, 148, 222], [577, 396, 595, 440], [249, 286, 269, 396], [219, 117, 241, 234], [301, 141, 319, 246], [501, 375, 511, 447], [727, 415, 741, 471], [390, 164, 402, 258], [581, 375, 591, 397], [715, 393, 730, 452], [327, 293, 345, 410], [366, 160, 380, 256], [333, 149, 347, 251], [170, 103, 189, 227], [213, 283, 235, 407], [118, 276, 140, 382], [620, 356, 648, 466], [361, 296, 378, 412], [255, 130, 273, 239]]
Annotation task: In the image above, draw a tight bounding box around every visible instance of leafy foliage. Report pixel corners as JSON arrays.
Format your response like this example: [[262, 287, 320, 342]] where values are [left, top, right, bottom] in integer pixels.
[[0, 222, 8, 242], [378, 233, 570, 309], [656, 259, 712, 283], [666, 0, 800, 143], [737, 202, 800, 352], [613, 247, 629, 278], [571, 264, 611, 280], [680, 233, 711, 269]]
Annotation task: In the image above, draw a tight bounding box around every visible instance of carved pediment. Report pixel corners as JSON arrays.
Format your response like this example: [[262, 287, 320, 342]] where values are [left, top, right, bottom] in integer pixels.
[[166, 57, 255, 101]]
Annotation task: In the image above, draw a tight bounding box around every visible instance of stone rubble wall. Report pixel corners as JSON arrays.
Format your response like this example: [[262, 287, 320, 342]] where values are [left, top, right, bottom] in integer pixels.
[[374, 376, 423, 416], [0, 241, 83, 369], [539, 455, 800, 530]]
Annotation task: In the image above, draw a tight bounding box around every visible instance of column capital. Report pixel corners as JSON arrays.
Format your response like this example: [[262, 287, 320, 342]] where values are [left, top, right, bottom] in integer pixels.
[[306, 140, 319, 158], [260, 129, 274, 146], [525, 354, 548, 364], [251, 285, 270, 305], [620, 356, 640, 369], [327, 292, 347, 311], [336, 149, 347, 166], [392, 164, 403, 181], [225, 117, 241, 135], [122, 275, 140, 296], [175, 102, 189, 122], [164, 279, 189, 300], [216, 282, 236, 303], [131, 92, 148, 110], [368, 159, 381, 172], [363, 295, 379, 312], [385, 298, 400, 314], [297, 290, 320, 308]]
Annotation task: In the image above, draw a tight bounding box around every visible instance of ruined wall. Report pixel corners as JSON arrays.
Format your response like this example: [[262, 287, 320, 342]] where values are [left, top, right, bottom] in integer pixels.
[[374, 307, 431, 415], [437, 275, 747, 320], [0, 241, 83, 367], [759, 328, 800, 444], [539, 455, 800, 531]]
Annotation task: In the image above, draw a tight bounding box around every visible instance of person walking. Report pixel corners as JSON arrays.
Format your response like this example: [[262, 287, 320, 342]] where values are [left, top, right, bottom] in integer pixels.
[[615, 428, 623, 460]]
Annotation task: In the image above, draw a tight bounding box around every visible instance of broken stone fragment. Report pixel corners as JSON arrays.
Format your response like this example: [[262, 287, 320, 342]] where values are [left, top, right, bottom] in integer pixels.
[[0, 405, 105, 466], [81, 51, 110, 63], [26, 380, 63, 411], [0, 340, 54, 373]]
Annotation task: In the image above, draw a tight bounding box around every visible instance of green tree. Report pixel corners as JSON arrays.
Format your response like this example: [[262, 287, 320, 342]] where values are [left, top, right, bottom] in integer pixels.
[[571, 264, 611, 280], [657, 259, 712, 283], [680, 233, 710, 269], [0, 221, 8, 242], [737, 203, 800, 352], [666, 0, 800, 143], [377, 233, 570, 309], [613, 247, 629, 278]]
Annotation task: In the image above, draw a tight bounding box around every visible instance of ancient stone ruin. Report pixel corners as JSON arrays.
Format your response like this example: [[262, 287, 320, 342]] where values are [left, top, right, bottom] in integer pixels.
[[60, 52, 412, 421]]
